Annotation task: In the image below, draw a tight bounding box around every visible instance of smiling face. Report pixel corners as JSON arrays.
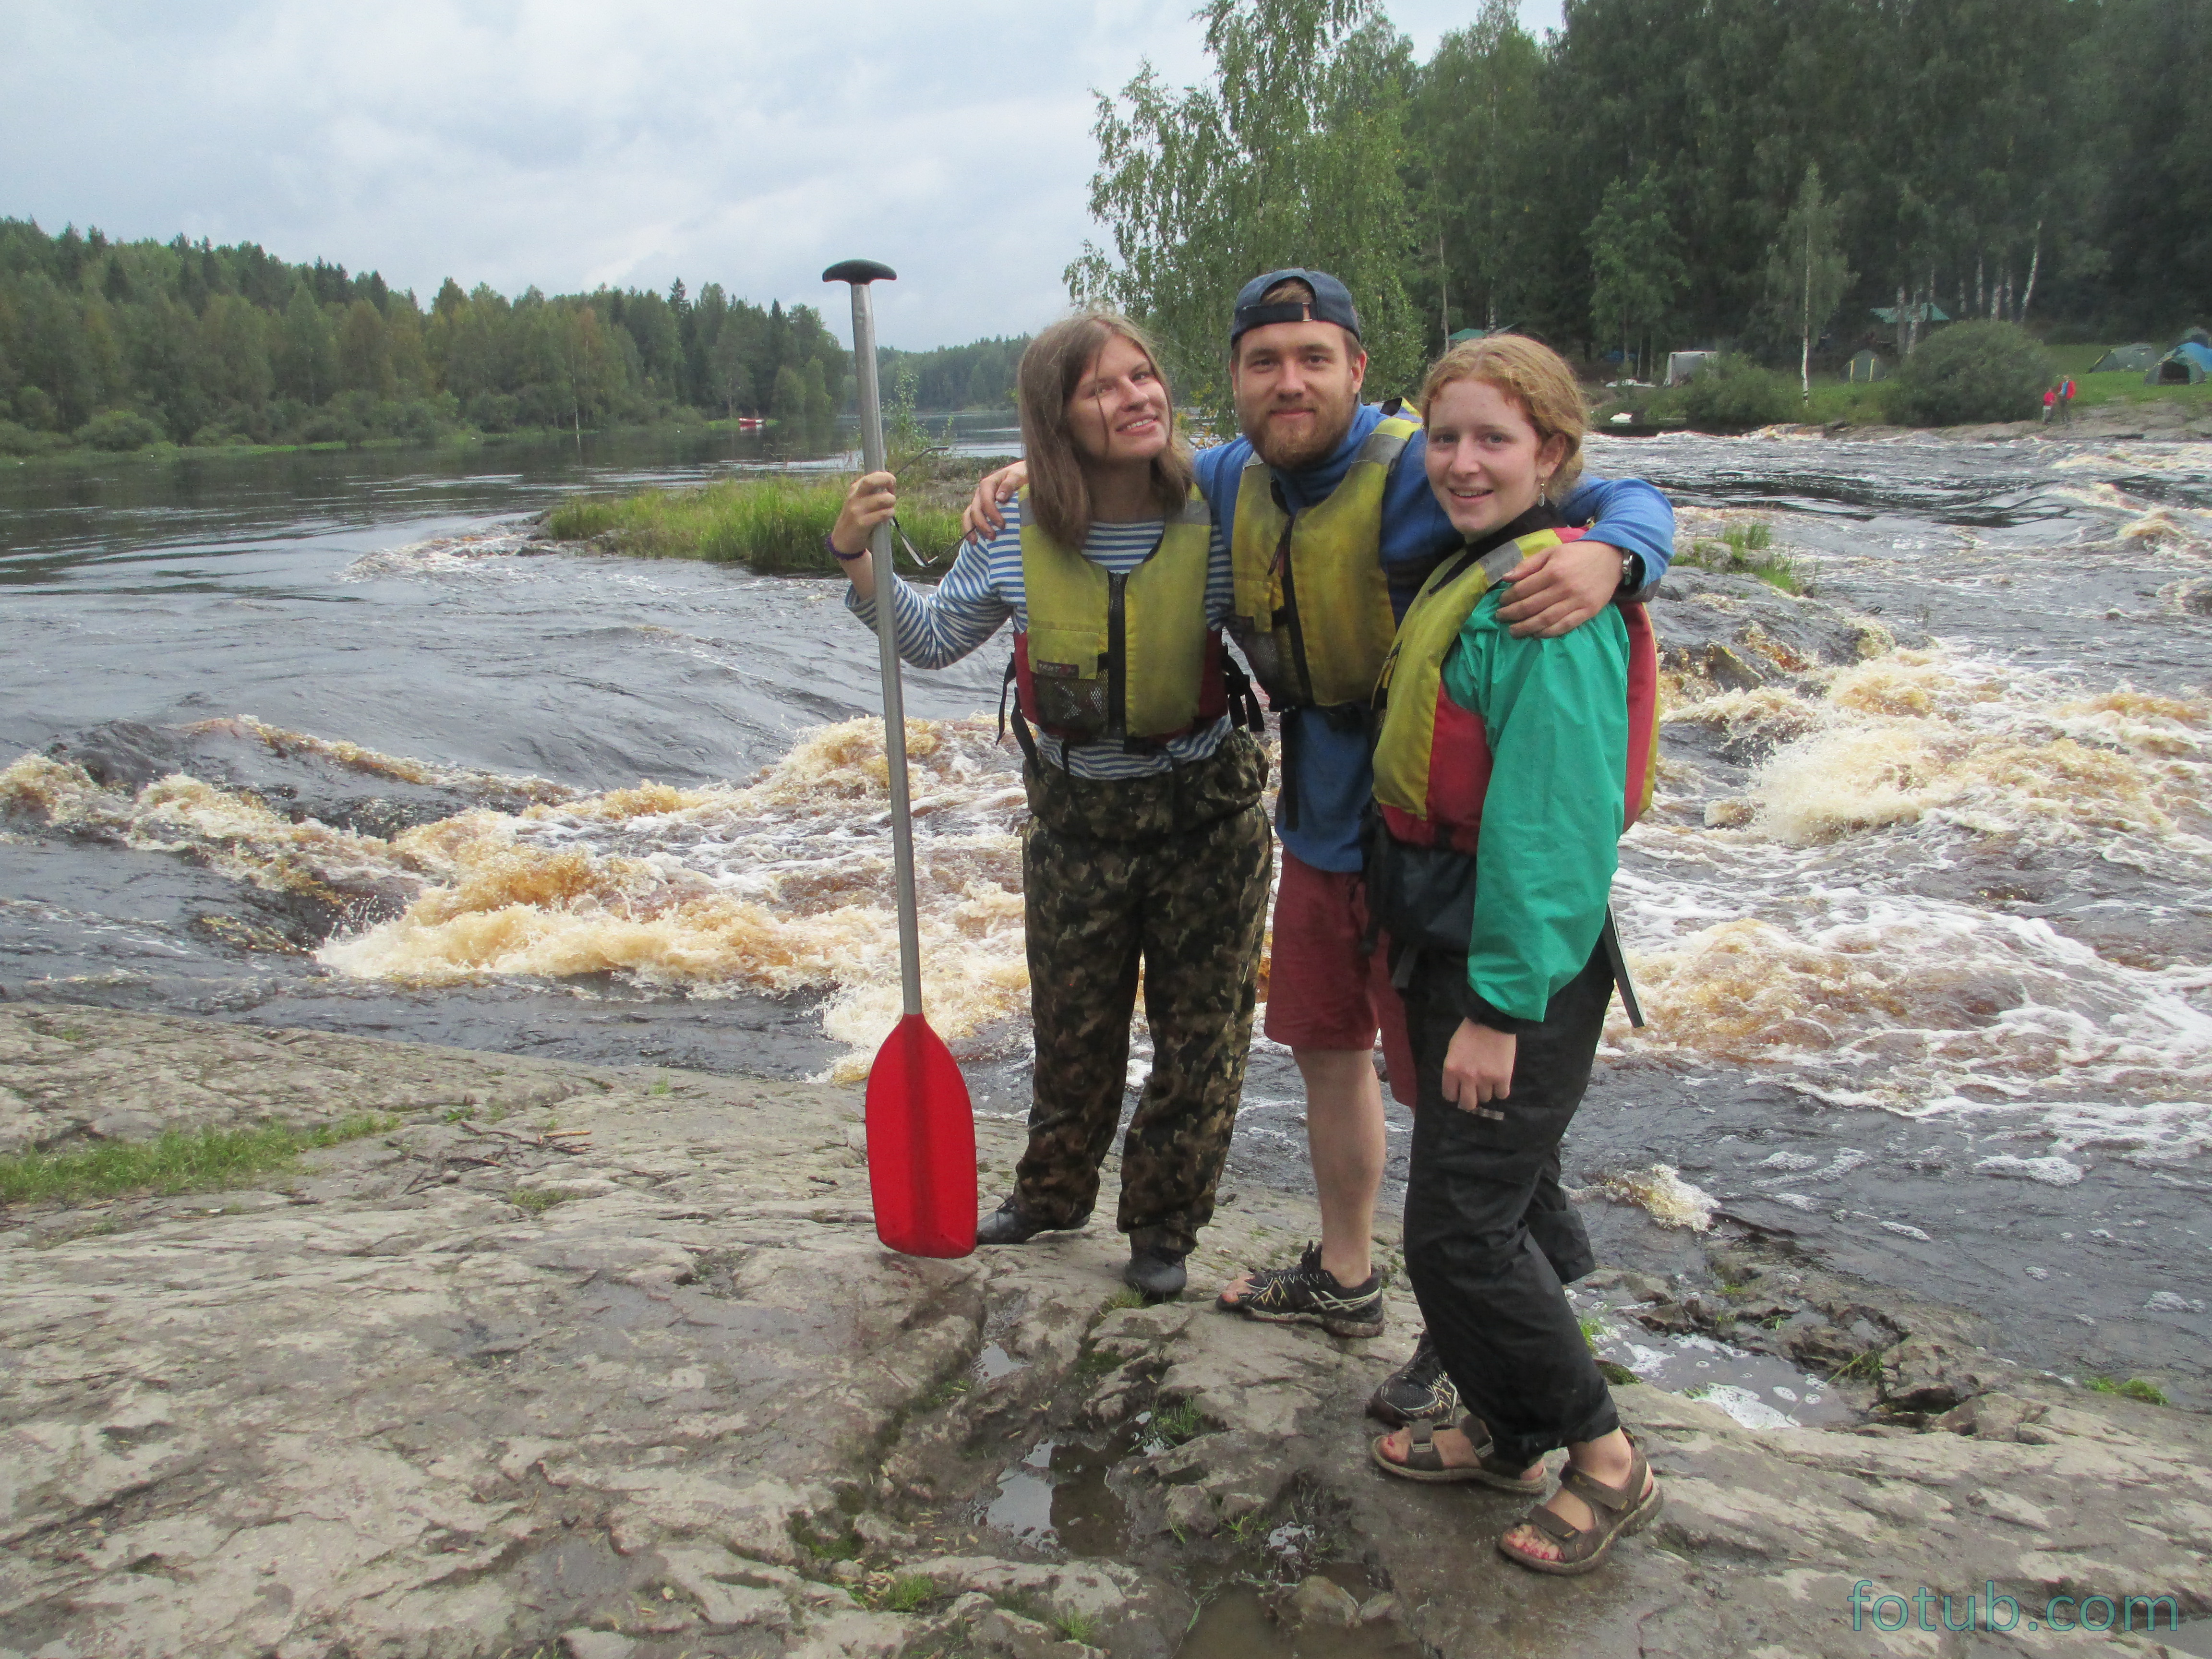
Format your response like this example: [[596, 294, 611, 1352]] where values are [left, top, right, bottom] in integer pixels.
[[1230, 318, 1367, 470], [1421, 375, 1567, 539], [1064, 331, 1171, 469]]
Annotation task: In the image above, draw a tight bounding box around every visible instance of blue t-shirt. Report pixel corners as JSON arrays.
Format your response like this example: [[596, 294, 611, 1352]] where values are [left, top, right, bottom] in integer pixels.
[[1191, 404, 1675, 871]]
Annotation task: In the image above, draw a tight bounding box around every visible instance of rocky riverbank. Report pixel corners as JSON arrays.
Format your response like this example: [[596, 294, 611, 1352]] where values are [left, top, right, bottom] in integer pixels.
[[2, 1004, 2208, 1659]]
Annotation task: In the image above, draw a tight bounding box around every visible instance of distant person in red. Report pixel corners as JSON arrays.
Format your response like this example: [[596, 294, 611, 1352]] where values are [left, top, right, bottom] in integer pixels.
[[2043, 386, 2057, 425], [2060, 376, 2077, 422]]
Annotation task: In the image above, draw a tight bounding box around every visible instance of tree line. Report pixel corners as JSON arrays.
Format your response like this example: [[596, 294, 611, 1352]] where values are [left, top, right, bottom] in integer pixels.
[[0, 219, 854, 453], [1072, 0, 2209, 407], [878, 336, 1030, 416]]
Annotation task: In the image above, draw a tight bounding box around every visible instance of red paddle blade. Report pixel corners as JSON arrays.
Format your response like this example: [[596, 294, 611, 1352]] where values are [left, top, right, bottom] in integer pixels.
[[864, 1013, 976, 1258]]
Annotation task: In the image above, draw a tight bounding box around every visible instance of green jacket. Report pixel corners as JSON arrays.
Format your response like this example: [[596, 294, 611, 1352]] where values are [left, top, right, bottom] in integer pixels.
[[1440, 589, 1629, 1023]]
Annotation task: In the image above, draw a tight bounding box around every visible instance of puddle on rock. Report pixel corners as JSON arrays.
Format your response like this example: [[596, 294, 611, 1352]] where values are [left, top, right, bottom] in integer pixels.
[[1580, 1297, 1854, 1428], [1179, 1562, 1418, 1659], [973, 1342, 1026, 1382], [978, 1434, 1130, 1558]]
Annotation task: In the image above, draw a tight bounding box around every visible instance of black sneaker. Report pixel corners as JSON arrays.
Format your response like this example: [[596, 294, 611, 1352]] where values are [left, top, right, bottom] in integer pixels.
[[1124, 1247, 1188, 1302], [1219, 1242, 1384, 1338], [1367, 1328, 1460, 1426]]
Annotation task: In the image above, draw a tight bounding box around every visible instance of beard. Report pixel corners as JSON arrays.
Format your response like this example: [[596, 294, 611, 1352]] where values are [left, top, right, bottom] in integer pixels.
[[1239, 389, 1359, 472]]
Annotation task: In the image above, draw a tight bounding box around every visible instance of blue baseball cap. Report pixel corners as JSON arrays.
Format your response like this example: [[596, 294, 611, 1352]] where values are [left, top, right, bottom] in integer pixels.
[[1229, 269, 1362, 350]]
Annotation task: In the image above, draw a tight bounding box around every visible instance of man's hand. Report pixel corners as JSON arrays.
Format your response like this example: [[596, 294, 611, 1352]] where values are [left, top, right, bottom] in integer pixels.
[[1441, 1018, 1516, 1108], [962, 461, 1029, 542], [1495, 539, 1629, 637]]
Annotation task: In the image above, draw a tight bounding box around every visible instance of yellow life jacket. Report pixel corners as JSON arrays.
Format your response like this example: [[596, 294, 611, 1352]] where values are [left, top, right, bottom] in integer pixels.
[[1371, 526, 1661, 852], [1227, 413, 1419, 709], [1014, 486, 1223, 745]]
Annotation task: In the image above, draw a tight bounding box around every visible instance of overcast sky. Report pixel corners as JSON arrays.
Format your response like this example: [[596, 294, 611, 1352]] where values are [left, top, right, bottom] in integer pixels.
[[5, 0, 1563, 351]]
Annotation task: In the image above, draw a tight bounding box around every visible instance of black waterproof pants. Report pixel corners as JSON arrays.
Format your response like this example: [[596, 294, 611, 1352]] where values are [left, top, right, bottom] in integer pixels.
[[1400, 944, 1621, 1471]]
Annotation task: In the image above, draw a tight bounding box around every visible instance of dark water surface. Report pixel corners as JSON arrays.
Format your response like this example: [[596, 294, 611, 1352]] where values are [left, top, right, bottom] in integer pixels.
[[3, 423, 2208, 1392]]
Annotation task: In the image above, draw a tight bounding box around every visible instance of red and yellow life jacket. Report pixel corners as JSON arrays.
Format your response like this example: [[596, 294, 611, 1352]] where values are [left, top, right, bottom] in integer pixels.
[[1011, 486, 1224, 745], [1226, 414, 1420, 709], [1370, 526, 1660, 853]]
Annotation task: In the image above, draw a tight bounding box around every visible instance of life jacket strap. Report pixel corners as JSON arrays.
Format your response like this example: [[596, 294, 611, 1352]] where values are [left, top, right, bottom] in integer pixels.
[[1599, 905, 1645, 1028], [999, 654, 1043, 770]]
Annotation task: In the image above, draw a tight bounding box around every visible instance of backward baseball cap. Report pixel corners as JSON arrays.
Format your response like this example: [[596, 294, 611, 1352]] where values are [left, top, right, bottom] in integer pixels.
[[1229, 269, 1362, 351]]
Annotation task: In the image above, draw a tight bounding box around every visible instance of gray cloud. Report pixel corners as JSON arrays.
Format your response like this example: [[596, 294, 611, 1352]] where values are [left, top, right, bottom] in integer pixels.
[[3, 0, 1561, 349]]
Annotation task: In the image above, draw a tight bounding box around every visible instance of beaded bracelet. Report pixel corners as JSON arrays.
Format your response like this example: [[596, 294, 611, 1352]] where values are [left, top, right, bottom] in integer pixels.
[[826, 530, 867, 563]]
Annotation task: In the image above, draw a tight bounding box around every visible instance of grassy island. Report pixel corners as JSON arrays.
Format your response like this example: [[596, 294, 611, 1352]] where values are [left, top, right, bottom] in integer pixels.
[[541, 467, 984, 576]]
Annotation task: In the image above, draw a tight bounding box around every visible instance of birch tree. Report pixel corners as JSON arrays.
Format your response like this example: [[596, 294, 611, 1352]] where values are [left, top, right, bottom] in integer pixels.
[[1763, 165, 1853, 404]]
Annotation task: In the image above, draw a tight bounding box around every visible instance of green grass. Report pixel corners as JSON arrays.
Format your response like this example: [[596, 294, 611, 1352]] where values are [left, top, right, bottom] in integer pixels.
[[2088, 1375, 2169, 1406], [1831, 1349, 1886, 1384], [918, 1375, 971, 1409], [1672, 520, 1810, 595], [1596, 1359, 1638, 1387], [542, 475, 966, 576], [1147, 1399, 1204, 1446], [788, 1516, 864, 1562], [1054, 1609, 1101, 1644], [1102, 1286, 1147, 1313], [0, 1115, 398, 1207], [650, 1076, 671, 1096], [506, 1188, 576, 1215], [871, 1573, 940, 1613]]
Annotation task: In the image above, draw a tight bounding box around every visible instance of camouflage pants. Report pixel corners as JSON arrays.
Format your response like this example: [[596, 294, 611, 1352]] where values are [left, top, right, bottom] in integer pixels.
[[1012, 730, 1273, 1257]]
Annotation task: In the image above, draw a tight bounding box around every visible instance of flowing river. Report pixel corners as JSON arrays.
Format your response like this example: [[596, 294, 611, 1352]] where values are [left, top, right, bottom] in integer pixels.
[[3, 422, 2207, 1390]]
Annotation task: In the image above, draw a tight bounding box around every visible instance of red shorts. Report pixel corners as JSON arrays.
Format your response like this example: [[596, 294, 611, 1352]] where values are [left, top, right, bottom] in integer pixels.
[[1263, 849, 1417, 1105]]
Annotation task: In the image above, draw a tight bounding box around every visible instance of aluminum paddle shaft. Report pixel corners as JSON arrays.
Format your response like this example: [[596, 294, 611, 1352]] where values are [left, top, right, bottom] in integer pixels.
[[823, 260, 923, 1020]]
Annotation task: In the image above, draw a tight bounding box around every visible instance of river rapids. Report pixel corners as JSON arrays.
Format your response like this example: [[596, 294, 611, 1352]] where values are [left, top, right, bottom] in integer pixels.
[[2, 422, 2206, 1385]]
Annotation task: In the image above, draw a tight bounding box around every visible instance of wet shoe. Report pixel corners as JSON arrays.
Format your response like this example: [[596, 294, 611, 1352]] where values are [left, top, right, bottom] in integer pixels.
[[1124, 1247, 1188, 1302], [1367, 1328, 1460, 1426], [975, 1198, 1053, 1246], [1219, 1242, 1384, 1338]]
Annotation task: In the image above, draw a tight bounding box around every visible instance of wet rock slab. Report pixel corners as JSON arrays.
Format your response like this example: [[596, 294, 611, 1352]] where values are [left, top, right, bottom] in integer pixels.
[[2, 1006, 2208, 1659]]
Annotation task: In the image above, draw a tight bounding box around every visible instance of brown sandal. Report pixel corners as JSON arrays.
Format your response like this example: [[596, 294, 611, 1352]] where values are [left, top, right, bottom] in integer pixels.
[[1496, 1445, 1661, 1576], [1370, 1414, 1549, 1494]]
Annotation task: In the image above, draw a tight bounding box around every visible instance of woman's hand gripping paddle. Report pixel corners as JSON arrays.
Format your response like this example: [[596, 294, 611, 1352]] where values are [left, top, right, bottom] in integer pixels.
[[824, 260, 977, 1259]]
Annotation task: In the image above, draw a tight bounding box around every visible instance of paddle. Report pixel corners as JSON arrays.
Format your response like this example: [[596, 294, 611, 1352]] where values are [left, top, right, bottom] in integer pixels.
[[823, 259, 977, 1259]]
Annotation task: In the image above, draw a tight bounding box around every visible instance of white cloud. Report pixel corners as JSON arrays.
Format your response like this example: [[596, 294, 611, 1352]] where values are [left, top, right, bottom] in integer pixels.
[[1, 0, 1562, 349]]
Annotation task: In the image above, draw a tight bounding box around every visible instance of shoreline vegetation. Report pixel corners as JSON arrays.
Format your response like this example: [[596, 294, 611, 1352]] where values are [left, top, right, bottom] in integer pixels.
[[541, 458, 990, 576]]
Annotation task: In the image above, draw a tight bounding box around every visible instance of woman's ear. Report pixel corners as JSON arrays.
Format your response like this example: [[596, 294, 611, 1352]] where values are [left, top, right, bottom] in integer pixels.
[[1535, 433, 1568, 490]]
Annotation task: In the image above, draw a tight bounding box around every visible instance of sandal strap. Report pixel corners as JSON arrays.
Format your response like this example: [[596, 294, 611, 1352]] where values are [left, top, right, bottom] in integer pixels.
[[1525, 1504, 1581, 1541], [1559, 1449, 1648, 1516]]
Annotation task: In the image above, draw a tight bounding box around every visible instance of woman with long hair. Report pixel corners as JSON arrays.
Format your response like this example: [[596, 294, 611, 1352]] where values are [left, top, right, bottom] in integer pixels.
[[1361, 334, 1663, 1574], [830, 311, 1270, 1301]]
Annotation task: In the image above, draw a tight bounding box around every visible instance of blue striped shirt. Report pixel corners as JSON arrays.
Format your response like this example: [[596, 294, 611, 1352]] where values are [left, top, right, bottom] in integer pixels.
[[844, 494, 1235, 779]]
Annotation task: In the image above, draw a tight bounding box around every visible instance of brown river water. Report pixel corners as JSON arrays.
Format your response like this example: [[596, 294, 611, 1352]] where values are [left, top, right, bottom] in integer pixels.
[[2, 421, 2207, 1395]]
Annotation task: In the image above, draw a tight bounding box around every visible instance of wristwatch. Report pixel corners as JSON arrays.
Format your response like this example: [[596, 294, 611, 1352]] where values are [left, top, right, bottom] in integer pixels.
[[1617, 550, 1644, 592]]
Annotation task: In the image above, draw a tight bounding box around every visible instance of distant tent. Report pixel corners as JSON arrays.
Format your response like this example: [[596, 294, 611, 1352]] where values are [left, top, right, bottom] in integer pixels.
[[1848, 349, 1887, 383], [1665, 350, 1717, 386], [2090, 343, 2157, 373], [2183, 327, 2211, 348], [2147, 340, 2212, 385], [1870, 302, 1951, 325], [1448, 325, 1516, 343]]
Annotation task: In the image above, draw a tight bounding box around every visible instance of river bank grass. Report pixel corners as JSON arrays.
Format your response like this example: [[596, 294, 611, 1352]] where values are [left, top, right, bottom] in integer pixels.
[[1672, 520, 1809, 593], [543, 474, 972, 575], [0, 1114, 398, 1207]]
